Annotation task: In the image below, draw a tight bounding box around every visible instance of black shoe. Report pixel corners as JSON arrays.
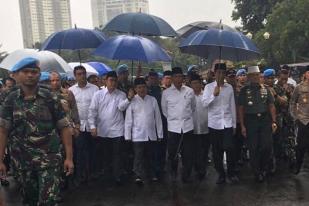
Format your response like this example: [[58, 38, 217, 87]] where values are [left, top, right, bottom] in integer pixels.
[[181, 177, 191, 184], [216, 176, 226, 184], [115, 178, 123, 186], [228, 175, 239, 184], [0, 179, 9, 187], [151, 176, 159, 182], [255, 174, 264, 183], [197, 173, 206, 182], [293, 164, 301, 175], [135, 177, 144, 186]]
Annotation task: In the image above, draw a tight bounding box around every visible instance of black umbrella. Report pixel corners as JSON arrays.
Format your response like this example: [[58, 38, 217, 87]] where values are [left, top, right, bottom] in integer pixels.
[[103, 12, 177, 37], [177, 21, 238, 38]]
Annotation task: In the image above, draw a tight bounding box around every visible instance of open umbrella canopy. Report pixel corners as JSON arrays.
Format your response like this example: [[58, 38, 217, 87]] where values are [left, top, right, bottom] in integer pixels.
[[41, 28, 106, 51], [0, 49, 71, 73], [93, 35, 171, 62], [179, 29, 260, 62], [68, 62, 99, 78], [86, 62, 112, 76], [103, 12, 177, 37], [177, 21, 238, 38]]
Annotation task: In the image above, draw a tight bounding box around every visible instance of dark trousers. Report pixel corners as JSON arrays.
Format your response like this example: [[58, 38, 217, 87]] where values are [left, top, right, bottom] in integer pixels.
[[167, 131, 195, 179], [194, 133, 211, 176], [122, 140, 134, 177], [74, 131, 92, 182], [296, 121, 309, 168], [102, 137, 123, 180], [154, 116, 168, 177], [93, 137, 104, 175], [133, 141, 157, 179], [209, 128, 236, 177], [245, 114, 273, 176], [234, 123, 245, 162]]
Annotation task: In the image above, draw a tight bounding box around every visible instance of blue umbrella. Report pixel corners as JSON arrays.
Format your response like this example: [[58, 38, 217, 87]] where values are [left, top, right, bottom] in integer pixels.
[[103, 12, 177, 37], [179, 29, 260, 62], [86, 62, 112, 76], [93, 35, 171, 63], [41, 27, 106, 50]]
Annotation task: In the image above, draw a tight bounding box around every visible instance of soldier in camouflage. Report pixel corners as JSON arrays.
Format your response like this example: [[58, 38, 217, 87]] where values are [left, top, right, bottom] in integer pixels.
[[0, 57, 74, 206]]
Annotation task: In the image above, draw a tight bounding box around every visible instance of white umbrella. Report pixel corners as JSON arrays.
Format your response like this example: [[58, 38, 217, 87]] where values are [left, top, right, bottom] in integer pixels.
[[68, 62, 99, 78], [0, 49, 71, 73]]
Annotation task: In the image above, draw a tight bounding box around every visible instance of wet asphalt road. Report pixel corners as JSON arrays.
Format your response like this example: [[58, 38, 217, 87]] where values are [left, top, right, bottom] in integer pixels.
[[1, 161, 309, 206]]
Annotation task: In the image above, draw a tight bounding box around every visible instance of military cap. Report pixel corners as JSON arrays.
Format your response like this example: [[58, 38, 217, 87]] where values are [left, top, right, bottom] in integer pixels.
[[134, 77, 146, 86], [214, 63, 227, 71], [116, 64, 129, 74], [236, 68, 247, 77], [106, 71, 118, 79], [263, 68, 276, 77], [247, 66, 260, 74], [10, 57, 39, 73]]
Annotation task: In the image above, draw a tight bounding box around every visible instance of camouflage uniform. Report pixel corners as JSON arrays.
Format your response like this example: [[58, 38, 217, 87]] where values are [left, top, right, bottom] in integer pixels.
[[52, 88, 80, 127], [52, 88, 80, 190], [0, 86, 70, 206]]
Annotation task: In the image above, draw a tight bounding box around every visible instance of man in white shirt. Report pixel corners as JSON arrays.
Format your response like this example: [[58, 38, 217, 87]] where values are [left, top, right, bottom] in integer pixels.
[[203, 63, 237, 184], [69, 65, 99, 185], [190, 74, 210, 181], [125, 78, 163, 184], [161, 67, 196, 183], [88, 71, 130, 184]]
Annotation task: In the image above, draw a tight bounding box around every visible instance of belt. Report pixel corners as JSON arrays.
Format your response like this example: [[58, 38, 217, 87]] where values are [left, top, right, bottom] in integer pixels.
[[245, 112, 268, 117]]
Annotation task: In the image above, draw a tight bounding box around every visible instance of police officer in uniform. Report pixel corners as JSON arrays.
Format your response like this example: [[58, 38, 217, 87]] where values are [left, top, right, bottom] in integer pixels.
[[238, 66, 277, 182], [290, 66, 309, 174]]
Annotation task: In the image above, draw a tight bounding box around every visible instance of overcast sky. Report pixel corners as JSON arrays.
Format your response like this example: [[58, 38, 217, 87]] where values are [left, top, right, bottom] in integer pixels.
[[0, 0, 239, 52]]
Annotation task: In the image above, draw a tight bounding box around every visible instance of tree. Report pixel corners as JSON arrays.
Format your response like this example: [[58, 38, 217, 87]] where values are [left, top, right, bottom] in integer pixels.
[[254, 0, 309, 65], [232, 0, 284, 33]]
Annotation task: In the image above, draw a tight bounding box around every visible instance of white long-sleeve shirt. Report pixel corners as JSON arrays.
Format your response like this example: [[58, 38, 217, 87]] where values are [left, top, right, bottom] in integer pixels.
[[88, 88, 130, 138], [193, 92, 209, 134], [202, 81, 236, 130], [69, 83, 99, 132], [125, 95, 163, 142], [161, 84, 196, 134]]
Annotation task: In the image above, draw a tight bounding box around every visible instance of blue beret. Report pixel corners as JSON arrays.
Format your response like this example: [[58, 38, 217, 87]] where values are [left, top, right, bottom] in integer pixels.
[[116, 64, 128, 74], [11, 57, 39, 73], [40, 72, 50, 82], [236, 68, 247, 77], [263, 68, 276, 77]]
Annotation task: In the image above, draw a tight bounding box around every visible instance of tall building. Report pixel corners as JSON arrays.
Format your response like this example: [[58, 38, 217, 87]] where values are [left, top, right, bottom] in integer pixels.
[[91, 0, 149, 29], [19, 0, 72, 48]]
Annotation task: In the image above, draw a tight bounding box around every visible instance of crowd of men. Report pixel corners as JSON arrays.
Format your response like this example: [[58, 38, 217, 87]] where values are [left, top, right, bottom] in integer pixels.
[[0, 57, 309, 206]]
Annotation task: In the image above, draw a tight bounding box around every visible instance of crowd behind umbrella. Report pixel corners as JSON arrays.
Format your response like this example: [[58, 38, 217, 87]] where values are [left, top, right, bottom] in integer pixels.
[[0, 12, 309, 206]]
